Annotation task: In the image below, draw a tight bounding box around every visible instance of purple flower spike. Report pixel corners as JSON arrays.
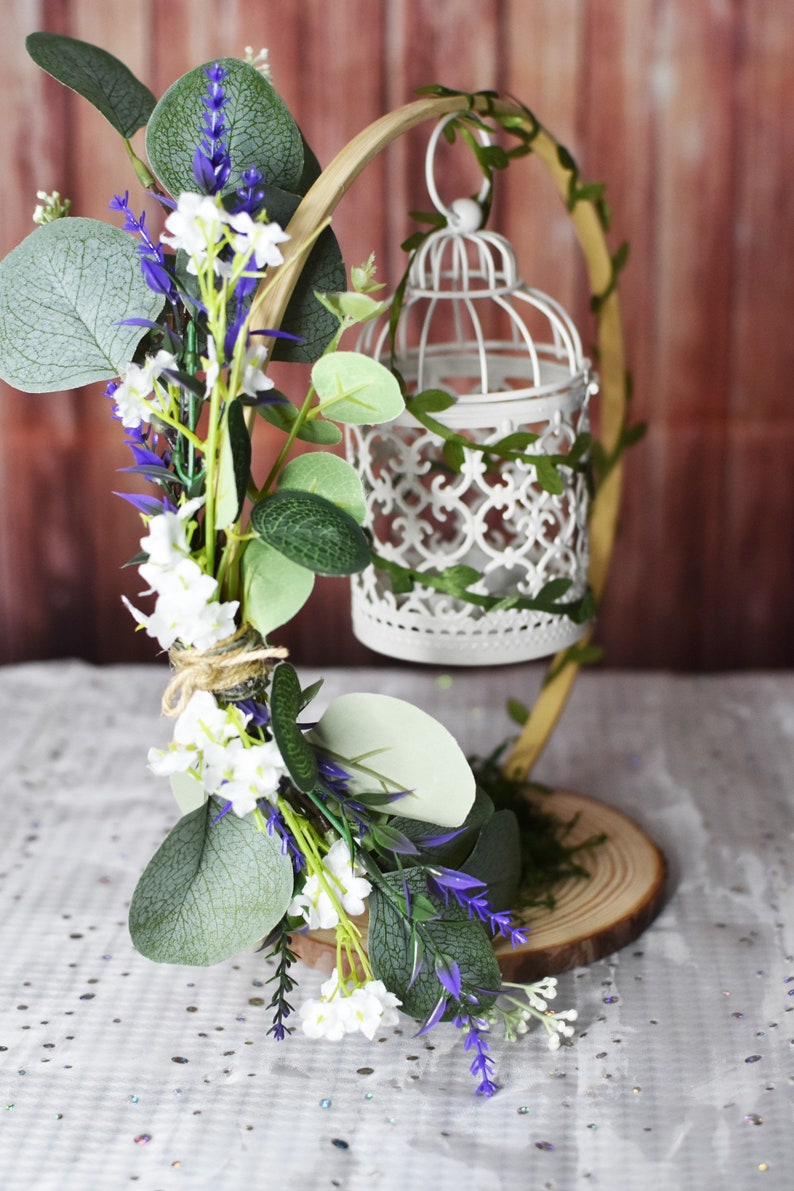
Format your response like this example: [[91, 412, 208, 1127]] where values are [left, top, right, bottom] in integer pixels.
[[193, 62, 232, 194], [435, 956, 462, 1000]]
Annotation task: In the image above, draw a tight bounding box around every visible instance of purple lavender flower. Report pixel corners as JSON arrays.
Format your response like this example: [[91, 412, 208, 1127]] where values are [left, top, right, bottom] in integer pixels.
[[456, 1013, 499, 1096], [427, 866, 529, 948], [193, 63, 232, 194], [109, 192, 177, 300]]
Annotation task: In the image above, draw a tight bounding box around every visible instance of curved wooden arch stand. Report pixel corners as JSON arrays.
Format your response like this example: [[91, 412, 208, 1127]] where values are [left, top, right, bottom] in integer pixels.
[[252, 97, 665, 976], [250, 93, 627, 782]]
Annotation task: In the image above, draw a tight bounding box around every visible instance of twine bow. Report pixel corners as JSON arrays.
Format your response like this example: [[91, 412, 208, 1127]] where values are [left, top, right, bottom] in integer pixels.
[[161, 624, 288, 717]]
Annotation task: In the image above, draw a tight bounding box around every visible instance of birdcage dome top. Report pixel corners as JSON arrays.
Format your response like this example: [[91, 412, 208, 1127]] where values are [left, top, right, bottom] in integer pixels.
[[359, 115, 592, 410]]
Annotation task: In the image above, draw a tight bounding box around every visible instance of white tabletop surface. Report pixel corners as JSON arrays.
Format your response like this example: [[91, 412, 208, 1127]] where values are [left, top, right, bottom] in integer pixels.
[[0, 661, 791, 1190]]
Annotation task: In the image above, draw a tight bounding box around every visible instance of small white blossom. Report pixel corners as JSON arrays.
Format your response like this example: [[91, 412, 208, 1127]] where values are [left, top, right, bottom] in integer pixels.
[[289, 839, 372, 929], [32, 189, 71, 224], [113, 349, 177, 429], [241, 342, 274, 398], [161, 193, 230, 274], [125, 557, 238, 651], [299, 970, 401, 1042], [228, 210, 289, 269], [212, 739, 289, 816], [243, 46, 272, 80], [300, 996, 347, 1041]]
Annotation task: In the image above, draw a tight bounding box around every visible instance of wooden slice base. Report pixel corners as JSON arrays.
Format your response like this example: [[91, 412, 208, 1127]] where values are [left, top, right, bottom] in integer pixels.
[[290, 790, 667, 982]]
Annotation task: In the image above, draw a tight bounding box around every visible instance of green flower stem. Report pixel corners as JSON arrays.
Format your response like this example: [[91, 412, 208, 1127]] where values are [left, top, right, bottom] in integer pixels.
[[279, 797, 373, 982], [254, 383, 317, 501], [123, 138, 157, 189]]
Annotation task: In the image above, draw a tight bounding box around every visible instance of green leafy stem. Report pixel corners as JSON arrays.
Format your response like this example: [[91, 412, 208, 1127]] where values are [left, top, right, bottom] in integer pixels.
[[371, 553, 595, 624]]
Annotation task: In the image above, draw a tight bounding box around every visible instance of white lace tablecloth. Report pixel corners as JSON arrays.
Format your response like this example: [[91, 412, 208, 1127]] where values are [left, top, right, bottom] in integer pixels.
[[0, 662, 791, 1190]]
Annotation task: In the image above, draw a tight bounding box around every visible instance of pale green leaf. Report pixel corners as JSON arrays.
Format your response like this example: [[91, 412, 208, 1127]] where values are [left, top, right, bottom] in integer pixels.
[[146, 59, 303, 196], [26, 32, 156, 138], [129, 798, 294, 966], [279, 453, 367, 523], [241, 538, 314, 637], [170, 771, 207, 816], [0, 218, 163, 392], [311, 352, 405, 425], [306, 693, 475, 828]]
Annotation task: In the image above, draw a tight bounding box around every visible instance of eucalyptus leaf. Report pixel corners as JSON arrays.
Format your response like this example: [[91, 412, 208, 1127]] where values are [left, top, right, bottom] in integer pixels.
[[250, 490, 370, 576], [241, 538, 314, 638], [169, 770, 207, 816], [146, 58, 303, 196], [311, 352, 405, 425], [26, 32, 156, 138], [128, 798, 294, 966], [257, 399, 342, 445], [279, 453, 367, 523], [306, 693, 476, 828], [271, 227, 347, 364], [388, 787, 495, 870], [367, 869, 501, 1020], [462, 809, 522, 912], [215, 399, 251, 529], [269, 663, 319, 793], [0, 219, 163, 392]]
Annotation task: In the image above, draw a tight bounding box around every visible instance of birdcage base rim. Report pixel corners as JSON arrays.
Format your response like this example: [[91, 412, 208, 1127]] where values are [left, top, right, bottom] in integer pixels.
[[351, 607, 590, 666]]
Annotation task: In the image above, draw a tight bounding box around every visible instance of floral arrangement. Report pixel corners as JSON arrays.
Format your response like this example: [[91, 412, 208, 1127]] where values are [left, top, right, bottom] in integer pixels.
[[0, 34, 584, 1095]]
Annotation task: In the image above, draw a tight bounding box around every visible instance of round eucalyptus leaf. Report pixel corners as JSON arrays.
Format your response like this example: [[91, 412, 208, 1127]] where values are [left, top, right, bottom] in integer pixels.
[[307, 693, 476, 828], [0, 219, 163, 392], [279, 453, 367, 524], [146, 58, 303, 197], [311, 352, 405, 425], [129, 799, 294, 966], [26, 32, 156, 138], [241, 538, 315, 637]]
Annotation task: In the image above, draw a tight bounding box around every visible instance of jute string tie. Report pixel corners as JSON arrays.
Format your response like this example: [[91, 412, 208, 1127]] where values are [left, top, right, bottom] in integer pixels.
[[161, 624, 288, 717]]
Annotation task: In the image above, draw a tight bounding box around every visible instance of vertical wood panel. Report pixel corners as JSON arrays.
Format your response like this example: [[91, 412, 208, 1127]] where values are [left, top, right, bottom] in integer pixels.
[[718, 0, 794, 666], [0, 0, 792, 669]]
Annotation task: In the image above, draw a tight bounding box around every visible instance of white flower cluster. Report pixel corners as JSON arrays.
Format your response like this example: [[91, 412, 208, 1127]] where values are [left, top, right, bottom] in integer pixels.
[[499, 976, 578, 1050], [161, 193, 289, 277], [148, 689, 289, 817], [123, 502, 239, 651], [113, 349, 177, 430], [299, 969, 401, 1042], [288, 839, 371, 929]]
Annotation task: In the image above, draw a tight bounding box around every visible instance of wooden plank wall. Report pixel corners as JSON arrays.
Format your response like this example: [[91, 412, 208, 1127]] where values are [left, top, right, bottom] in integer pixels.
[[1, 0, 792, 670]]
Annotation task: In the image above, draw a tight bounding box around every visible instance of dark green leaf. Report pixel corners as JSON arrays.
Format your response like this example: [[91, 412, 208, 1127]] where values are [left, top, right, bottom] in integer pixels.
[[368, 869, 501, 1020], [215, 398, 251, 528], [536, 578, 573, 604], [388, 787, 495, 870], [410, 388, 456, 415], [128, 798, 294, 965], [250, 490, 370, 576], [271, 226, 347, 364], [462, 809, 522, 912], [256, 398, 342, 444], [299, 678, 324, 711], [491, 431, 539, 454], [506, 698, 530, 727], [269, 662, 318, 793], [533, 455, 565, 494], [442, 439, 466, 472], [146, 59, 303, 196], [26, 32, 156, 138]]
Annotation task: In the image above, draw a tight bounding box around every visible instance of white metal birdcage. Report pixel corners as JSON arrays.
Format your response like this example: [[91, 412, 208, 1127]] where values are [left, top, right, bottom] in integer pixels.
[[347, 117, 598, 665]]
